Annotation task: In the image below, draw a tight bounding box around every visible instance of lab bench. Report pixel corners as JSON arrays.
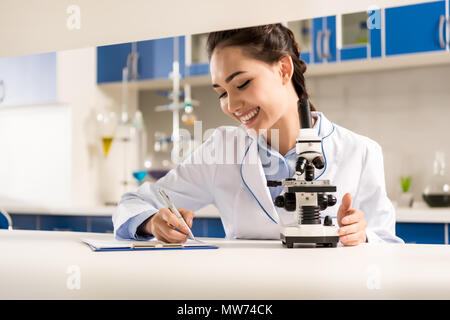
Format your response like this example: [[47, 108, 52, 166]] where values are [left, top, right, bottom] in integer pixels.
[[3, 230, 450, 299]]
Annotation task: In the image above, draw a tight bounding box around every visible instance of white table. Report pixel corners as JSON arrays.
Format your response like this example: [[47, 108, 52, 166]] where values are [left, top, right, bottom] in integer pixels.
[[1, 229, 450, 299]]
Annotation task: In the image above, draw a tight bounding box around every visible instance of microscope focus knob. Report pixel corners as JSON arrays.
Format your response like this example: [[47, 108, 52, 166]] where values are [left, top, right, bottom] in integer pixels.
[[327, 195, 337, 207], [274, 195, 285, 208], [324, 215, 333, 226]]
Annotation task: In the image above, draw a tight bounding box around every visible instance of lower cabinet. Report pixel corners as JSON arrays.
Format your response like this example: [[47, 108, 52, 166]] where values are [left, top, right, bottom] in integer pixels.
[[5, 214, 226, 238], [395, 223, 447, 244], [7, 216, 445, 243]]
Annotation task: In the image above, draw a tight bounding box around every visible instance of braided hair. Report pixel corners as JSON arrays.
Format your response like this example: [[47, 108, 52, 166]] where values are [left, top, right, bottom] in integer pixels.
[[206, 23, 315, 111]]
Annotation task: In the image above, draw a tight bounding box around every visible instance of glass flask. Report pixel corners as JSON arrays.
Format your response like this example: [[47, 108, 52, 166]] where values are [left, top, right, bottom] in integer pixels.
[[96, 111, 118, 157], [423, 151, 450, 207]]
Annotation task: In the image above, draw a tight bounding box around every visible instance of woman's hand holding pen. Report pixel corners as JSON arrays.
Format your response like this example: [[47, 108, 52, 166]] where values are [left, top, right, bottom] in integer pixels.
[[337, 193, 367, 246], [141, 208, 195, 243]]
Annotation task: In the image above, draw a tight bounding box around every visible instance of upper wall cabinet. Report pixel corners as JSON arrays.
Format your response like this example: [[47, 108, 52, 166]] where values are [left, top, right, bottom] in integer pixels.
[[97, 37, 185, 84], [96, 1, 450, 85], [385, 0, 448, 55], [288, 19, 313, 64], [187, 33, 210, 77], [0, 52, 57, 107], [338, 10, 382, 61], [313, 16, 337, 64]]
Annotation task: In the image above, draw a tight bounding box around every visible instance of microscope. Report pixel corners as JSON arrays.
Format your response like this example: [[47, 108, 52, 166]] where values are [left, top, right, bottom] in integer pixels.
[[267, 99, 339, 248]]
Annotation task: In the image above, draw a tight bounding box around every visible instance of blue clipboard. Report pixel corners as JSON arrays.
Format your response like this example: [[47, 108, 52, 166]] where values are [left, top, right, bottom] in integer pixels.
[[81, 237, 219, 252]]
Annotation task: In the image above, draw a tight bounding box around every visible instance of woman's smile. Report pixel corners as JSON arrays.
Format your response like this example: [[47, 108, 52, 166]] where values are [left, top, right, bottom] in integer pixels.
[[235, 106, 260, 125]]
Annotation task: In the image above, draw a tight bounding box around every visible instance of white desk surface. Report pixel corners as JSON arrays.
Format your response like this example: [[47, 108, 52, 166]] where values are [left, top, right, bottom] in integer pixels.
[[2, 229, 450, 299]]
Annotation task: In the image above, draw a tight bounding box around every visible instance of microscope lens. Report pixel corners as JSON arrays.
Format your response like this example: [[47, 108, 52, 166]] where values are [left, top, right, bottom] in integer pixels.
[[305, 164, 315, 181]]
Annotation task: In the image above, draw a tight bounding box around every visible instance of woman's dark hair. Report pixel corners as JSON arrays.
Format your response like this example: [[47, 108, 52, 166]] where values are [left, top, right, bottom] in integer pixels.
[[206, 23, 316, 111]]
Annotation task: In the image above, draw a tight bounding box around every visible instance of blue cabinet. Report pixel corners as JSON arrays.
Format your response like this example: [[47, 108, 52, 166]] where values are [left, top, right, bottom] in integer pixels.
[[396, 222, 446, 244], [191, 218, 225, 238], [5, 213, 225, 237], [138, 37, 185, 80], [0, 52, 57, 107], [385, 1, 447, 55], [97, 37, 185, 83], [313, 16, 337, 63], [97, 42, 132, 83]]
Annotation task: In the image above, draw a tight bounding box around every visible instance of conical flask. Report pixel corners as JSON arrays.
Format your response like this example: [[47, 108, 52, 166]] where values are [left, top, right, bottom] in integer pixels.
[[97, 111, 118, 157]]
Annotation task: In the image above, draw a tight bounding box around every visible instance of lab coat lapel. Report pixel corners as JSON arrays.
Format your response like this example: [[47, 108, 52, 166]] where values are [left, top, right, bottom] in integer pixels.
[[240, 134, 279, 225], [314, 112, 339, 180]]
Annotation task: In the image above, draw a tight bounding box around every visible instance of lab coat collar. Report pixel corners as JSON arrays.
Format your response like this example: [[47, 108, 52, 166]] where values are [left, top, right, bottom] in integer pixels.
[[312, 111, 334, 139]]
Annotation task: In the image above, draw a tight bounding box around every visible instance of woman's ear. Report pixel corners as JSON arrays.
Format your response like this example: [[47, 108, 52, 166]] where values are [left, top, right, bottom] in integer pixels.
[[279, 55, 294, 85]]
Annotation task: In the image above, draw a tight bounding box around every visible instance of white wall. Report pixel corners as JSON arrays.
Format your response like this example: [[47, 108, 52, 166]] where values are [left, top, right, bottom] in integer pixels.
[[0, 104, 71, 206]]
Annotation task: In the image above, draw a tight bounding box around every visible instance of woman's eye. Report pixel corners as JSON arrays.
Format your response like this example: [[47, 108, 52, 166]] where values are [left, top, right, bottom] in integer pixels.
[[218, 79, 251, 100], [237, 79, 251, 89]]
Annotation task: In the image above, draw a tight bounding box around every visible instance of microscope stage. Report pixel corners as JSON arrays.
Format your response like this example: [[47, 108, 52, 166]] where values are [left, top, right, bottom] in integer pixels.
[[280, 225, 339, 248]]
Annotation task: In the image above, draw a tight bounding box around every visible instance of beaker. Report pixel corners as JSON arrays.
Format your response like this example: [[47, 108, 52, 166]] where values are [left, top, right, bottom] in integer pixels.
[[423, 151, 450, 207]]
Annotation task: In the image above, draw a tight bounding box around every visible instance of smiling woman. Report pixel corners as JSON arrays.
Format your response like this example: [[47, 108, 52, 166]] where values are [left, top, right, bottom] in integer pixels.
[[113, 24, 404, 247]]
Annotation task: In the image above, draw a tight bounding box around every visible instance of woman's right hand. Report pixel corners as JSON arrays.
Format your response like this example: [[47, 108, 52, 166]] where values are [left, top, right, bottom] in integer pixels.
[[139, 208, 194, 243]]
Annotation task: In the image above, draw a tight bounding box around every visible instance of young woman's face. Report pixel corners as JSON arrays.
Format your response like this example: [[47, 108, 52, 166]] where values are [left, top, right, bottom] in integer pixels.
[[210, 46, 291, 132]]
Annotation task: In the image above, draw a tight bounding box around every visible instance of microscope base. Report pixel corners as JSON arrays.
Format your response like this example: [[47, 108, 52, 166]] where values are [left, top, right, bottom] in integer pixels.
[[280, 225, 339, 248]]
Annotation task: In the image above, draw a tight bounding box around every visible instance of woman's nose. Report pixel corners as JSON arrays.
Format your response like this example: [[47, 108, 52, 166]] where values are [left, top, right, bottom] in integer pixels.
[[227, 95, 243, 114]]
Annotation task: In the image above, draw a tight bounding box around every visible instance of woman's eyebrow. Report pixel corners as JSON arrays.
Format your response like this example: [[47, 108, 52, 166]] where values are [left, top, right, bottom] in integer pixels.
[[212, 71, 247, 88]]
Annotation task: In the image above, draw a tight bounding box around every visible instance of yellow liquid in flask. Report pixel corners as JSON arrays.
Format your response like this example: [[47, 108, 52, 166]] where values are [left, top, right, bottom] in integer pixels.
[[102, 137, 114, 157]]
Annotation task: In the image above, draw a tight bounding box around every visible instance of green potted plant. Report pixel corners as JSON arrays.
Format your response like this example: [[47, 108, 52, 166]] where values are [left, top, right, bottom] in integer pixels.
[[398, 176, 414, 207]]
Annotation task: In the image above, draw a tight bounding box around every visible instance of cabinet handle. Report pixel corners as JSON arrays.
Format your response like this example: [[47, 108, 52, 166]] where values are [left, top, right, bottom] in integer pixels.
[[316, 30, 323, 60], [439, 15, 445, 49], [323, 29, 331, 59], [447, 17, 450, 46], [0, 80, 4, 104]]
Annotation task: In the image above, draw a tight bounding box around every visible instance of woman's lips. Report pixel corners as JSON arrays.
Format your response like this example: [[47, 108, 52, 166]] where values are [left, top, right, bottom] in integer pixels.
[[239, 106, 260, 124]]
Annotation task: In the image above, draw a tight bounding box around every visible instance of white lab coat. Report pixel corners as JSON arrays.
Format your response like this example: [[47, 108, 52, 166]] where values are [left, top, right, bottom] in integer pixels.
[[113, 112, 403, 243]]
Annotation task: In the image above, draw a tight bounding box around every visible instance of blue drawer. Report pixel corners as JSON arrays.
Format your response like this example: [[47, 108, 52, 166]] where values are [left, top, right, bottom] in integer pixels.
[[396, 222, 446, 244], [191, 218, 225, 238], [9, 214, 38, 230], [39, 215, 87, 232], [89, 216, 114, 233]]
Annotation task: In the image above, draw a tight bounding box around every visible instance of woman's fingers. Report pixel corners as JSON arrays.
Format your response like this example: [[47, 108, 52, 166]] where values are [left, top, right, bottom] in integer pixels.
[[153, 208, 189, 243], [160, 208, 190, 235], [341, 209, 364, 225], [338, 208, 367, 246], [340, 230, 365, 246], [178, 208, 195, 228], [338, 219, 366, 236], [154, 219, 188, 243]]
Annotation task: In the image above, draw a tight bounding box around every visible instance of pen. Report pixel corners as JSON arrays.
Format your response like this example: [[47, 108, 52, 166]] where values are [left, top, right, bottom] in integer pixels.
[[157, 188, 196, 240]]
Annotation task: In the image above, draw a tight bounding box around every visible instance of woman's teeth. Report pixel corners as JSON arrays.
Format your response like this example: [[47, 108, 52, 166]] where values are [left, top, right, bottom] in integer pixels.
[[240, 107, 260, 122]]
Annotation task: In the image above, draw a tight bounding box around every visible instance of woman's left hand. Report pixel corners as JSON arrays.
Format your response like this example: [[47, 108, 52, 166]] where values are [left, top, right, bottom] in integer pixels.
[[337, 193, 367, 246]]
